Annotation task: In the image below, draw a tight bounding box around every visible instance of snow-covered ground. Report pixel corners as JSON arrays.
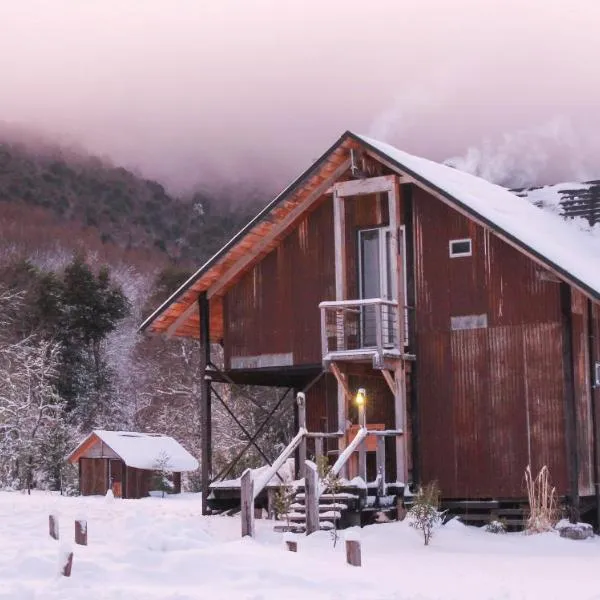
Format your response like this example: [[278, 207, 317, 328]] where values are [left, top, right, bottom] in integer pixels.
[[2, 492, 600, 600]]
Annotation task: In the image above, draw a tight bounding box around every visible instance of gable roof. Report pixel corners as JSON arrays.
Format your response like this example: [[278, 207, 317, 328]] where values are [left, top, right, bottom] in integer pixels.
[[140, 131, 600, 340], [68, 430, 199, 472]]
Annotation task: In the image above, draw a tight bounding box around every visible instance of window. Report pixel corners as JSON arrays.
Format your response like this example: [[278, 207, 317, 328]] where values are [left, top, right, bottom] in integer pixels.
[[449, 238, 472, 257], [595, 362, 600, 387]]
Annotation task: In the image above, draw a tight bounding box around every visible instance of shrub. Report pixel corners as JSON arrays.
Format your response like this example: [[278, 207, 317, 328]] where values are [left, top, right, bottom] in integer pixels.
[[407, 481, 443, 545], [273, 482, 295, 529], [485, 519, 507, 534], [524, 465, 557, 533]]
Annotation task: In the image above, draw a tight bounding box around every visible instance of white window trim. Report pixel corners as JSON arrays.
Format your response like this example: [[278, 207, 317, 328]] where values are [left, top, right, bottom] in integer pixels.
[[449, 238, 472, 258]]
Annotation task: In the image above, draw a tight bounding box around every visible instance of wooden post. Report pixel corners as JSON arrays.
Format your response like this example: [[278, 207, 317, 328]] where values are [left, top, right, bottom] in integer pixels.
[[240, 468, 255, 538], [297, 393, 307, 479], [304, 461, 319, 535], [199, 292, 212, 516], [285, 540, 298, 552], [61, 551, 74, 577], [376, 436, 386, 496], [345, 539, 362, 567], [49, 515, 59, 540], [315, 436, 324, 464], [74, 520, 87, 546]]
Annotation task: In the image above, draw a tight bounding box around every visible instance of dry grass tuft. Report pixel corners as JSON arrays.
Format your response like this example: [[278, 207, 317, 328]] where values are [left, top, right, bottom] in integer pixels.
[[524, 465, 557, 533]]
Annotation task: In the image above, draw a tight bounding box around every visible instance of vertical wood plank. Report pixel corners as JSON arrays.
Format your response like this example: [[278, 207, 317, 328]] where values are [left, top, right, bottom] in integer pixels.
[[346, 540, 362, 566], [74, 520, 87, 546], [240, 469, 255, 538], [49, 515, 59, 540], [304, 461, 319, 535]]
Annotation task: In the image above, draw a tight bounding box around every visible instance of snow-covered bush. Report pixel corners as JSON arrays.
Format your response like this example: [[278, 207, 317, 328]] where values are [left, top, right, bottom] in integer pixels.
[[485, 519, 507, 534], [407, 482, 443, 546]]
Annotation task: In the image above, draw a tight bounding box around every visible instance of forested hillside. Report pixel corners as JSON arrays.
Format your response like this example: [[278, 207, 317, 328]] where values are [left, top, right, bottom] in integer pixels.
[[0, 135, 264, 265], [0, 135, 293, 494]]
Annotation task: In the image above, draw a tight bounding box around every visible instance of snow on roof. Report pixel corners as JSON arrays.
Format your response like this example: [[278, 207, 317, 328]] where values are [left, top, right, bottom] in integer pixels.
[[357, 134, 600, 300], [92, 430, 199, 472]]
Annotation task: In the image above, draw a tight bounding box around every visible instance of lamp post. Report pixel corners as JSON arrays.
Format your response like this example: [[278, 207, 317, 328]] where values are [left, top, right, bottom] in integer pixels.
[[356, 388, 366, 429]]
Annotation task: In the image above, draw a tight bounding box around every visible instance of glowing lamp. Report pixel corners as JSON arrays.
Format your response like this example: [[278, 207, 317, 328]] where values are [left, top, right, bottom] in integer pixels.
[[355, 388, 366, 407]]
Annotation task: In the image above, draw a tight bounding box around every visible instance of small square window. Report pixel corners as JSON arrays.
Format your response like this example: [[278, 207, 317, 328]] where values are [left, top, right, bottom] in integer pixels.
[[449, 239, 472, 258], [595, 362, 600, 387]]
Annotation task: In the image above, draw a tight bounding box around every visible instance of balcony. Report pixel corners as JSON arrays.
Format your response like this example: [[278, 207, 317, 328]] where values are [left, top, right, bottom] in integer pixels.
[[319, 298, 402, 368]]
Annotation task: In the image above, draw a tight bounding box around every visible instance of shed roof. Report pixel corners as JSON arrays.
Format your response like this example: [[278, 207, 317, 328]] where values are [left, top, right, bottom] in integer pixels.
[[68, 430, 199, 472], [140, 131, 600, 339]]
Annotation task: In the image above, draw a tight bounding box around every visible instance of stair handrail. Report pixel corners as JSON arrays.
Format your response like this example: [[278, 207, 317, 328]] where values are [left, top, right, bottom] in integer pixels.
[[318, 426, 368, 496], [252, 427, 306, 500]]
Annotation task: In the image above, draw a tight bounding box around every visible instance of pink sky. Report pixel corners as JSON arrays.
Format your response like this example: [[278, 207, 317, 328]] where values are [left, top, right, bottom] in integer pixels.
[[1, 0, 599, 191]]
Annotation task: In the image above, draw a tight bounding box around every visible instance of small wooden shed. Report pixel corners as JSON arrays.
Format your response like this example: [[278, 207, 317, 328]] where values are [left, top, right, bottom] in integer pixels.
[[68, 430, 199, 498]]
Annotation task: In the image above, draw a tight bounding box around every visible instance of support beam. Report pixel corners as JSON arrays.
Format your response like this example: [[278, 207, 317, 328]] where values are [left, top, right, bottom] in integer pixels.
[[394, 363, 408, 485], [329, 362, 353, 403], [207, 159, 351, 299], [381, 369, 396, 396], [199, 292, 212, 514], [333, 174, 398, 197], [211, 388, 291, 483]]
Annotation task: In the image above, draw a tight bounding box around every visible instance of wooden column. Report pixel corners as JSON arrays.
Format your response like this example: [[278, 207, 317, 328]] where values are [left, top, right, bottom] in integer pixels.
[[561, 283, 579, 523], [588, 299, 600, 532], [199, 292, 212, 515], [241, 469, 255, 537], [304, 461, 319, 535], [297, 393, 307, 479], [333, 190, 348, 476], [389, 179, 408, 485]]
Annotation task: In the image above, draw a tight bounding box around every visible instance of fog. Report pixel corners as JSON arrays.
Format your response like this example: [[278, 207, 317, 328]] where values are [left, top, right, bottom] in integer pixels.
[[2, 0, 599, 192]]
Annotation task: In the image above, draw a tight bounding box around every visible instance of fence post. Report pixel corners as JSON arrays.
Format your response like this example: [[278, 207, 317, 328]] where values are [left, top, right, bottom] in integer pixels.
[[346, 539, 362, 567], [304, 460, 319, 535], [49, 515, 59, 540], [74, 520, 87, 546], [241, 468, 255, 538], [297, 393, 307, 479], [60, 549, 74, 577]]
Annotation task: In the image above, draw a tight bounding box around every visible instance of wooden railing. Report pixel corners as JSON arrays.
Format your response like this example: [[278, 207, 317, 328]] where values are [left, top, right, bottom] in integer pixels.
[[319, 298, 401, 362]]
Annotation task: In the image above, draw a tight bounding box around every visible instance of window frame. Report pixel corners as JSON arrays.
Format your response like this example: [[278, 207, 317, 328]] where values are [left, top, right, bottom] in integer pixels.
[[449, 238, 473, 258]]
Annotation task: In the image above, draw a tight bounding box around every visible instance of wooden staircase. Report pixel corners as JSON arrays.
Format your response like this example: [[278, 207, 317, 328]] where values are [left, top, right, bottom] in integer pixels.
[[274, 488, 361, 533]]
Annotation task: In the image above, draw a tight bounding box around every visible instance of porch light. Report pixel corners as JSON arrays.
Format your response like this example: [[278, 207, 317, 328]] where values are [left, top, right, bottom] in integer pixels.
[[355, 388, 366, 406], [356, 388, 367, 428]]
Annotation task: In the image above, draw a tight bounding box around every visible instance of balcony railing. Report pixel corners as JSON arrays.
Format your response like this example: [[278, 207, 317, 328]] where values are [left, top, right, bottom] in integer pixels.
[[319, 298, 401, 365]]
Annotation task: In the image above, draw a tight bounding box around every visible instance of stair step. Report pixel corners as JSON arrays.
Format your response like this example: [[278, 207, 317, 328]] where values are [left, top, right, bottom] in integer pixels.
[[290, 502, 348, 512], [296, 493, 359, 500], [288, 511, 341, 522]]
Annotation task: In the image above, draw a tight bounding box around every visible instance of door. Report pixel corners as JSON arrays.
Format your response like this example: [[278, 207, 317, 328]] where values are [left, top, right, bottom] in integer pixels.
[[358, 227, 396, 347]]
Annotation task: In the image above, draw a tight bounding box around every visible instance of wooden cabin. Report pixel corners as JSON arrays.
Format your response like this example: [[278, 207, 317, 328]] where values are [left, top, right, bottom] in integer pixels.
[[68, 430, 199, 498], [140, 131, 600, 526]]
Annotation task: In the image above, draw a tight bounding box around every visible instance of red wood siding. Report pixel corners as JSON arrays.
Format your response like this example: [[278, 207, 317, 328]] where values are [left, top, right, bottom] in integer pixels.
[[80, 458, 107, 496], [413, 187, 568, 498], [224, 196, 335, 366]]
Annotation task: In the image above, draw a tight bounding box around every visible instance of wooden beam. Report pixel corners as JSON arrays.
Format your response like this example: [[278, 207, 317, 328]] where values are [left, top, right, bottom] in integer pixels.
[[381, 369, 396, 396], [206, 158, 351, 299], [334, 174, 398, 197], [165, 300, 199, 339], [329, 362, 353, 403]]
